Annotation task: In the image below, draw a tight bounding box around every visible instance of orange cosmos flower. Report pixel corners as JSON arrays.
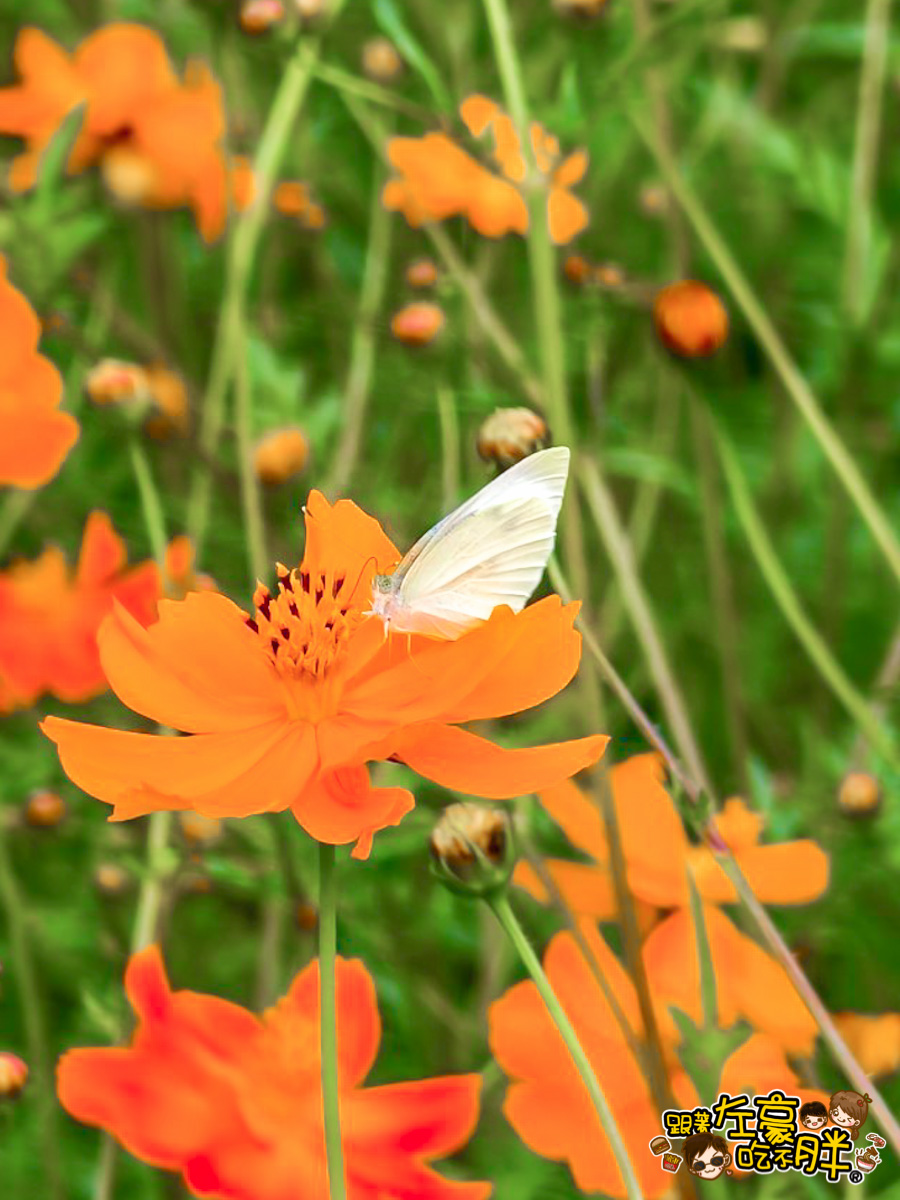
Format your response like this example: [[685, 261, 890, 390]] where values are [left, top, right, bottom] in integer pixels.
[[0, 25, 231, 241], [490, 923, 828, 1197], [0, 512, 159, 712], [0, 257, 78, 489], [42, 491, 605, 857], [58, 947, 491, 1200], [383, 95, 588, 245], [514, 753, 827, 1052]]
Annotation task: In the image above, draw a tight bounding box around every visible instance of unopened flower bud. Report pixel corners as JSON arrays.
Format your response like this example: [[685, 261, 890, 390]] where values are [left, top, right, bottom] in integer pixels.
[[362, 37, 404, 83], [477, 407, 550, 468], [838, 771, 881, 818], [294, 0, 327, 23], [142, 365, 190, 439], [594, 261, 625, 289], [253, 426, 310, 485], [295, 900, 318, 930], [0, 1053, 28, 1098], [94, 863, 131, 895], [84, 359, 149, 408], [638, 181, 669, 218], [24, 790, 66, 829], [553, 0, 610, 18], [239, 0, 284, 33], [563, 254, 592, 286], [405, 258, 439, 289], [391, 301, 445, 347], [653, 280, 729, 358], [430, 804, 514, 898], [178, 811, 223, 846]]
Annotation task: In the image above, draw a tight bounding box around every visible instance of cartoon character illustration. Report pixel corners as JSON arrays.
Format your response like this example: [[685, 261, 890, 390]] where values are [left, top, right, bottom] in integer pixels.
[[829, 1090, 873, 1141], [684, 1132, 731, 1180], [799, 1100, 828, 1130]]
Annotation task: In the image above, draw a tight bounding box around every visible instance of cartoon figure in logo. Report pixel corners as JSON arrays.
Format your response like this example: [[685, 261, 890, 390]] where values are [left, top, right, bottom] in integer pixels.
[[799, 1101, 828, 1130], [684, 1132, 731, 1180], [829, 1090, 872, 1141]]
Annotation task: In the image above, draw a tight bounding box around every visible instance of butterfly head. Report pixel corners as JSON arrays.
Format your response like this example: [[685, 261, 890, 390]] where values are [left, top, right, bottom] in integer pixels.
[[367, 571, 400, 627]]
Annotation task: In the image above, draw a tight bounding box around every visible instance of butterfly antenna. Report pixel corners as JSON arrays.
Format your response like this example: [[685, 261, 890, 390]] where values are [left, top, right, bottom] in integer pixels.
[[345, 554, 380, 609]]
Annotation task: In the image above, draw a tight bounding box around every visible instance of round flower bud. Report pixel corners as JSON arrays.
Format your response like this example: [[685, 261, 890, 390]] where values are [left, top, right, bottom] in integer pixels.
[[362, 37, 404, 83], [638, 181, 669, 218], [405, 258, 439, 289], [0, 1053, 28, 1099], [239, 0, 284, 32], [477, 407, 550, 468], [295, 900, 318, 931], [143, 365, 190, 440], [24, 790, 66, 829], [391, 301, 445, 347], [94, 863, 131, 895], [430, 804, 514, 898], [294, 0, 327, 22], [594, 261, 625, 289], [838, 771, 881, 818], [178, 811, 223, 847], [653, 280, 729, 358], [84, 359, 149, 408], [563, 254, 592, 286], [253, 426, 310, 486]]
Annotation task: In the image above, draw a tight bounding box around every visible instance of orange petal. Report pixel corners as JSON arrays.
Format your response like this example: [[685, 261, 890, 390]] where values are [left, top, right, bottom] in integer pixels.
[[689, 839, 829, 905], [831, 1014, 900, 1078], [547, 187, 589, 245], [75, 511, 127, 585], [514, 856, 617, 920], [554, 148, 589, 188], [290, 764, 414, 858], [0, 380, 78, 489], [40, 716, 305, 818], [279, 957, 381, 1087], [459, 94, 501, 138], [394, 723, 607, 799], [75, 24, 176, 138]]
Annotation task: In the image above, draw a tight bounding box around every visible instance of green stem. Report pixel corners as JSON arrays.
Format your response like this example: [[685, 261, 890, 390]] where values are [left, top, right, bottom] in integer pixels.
[[127, 438, 168, 569], [714, 422, 899, 769], [0, 489, 35, 562], [233, 323, 269, 582], [577, 457, 713, 794], [436, 385, 460, 512], [327, 153, 394, 495], [631, 107, 900, 591], [187, 29, 339, 556], [318, 843, 346, 1200], [489, 894, 643, 1200], [0, 820, 64, 1200]]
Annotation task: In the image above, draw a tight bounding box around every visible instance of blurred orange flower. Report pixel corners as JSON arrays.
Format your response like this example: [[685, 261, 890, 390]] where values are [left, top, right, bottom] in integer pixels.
[[515, 754, 828, 1052], [832, 1013, 900, 1078], [0, 24, 232, 241], [42, 491, 605, 857], [0, 511, 160, 712], [0, 257, 78, 489], [490, 923, 828, 1197], [58, 947, 491, 1200], [383, 95, 588, 245]]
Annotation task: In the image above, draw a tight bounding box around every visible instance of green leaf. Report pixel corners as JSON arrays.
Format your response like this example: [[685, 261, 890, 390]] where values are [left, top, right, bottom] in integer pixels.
[[373, 0, 453, 113], [34, 103, 85, 217]]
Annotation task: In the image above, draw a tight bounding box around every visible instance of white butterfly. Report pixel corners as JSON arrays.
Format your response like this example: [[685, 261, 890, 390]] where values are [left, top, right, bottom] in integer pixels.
[[370, 446, 570, 639]]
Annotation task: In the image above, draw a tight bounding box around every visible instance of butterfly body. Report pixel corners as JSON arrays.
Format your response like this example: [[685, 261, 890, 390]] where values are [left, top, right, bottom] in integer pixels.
[[370, 446, 570, 639]]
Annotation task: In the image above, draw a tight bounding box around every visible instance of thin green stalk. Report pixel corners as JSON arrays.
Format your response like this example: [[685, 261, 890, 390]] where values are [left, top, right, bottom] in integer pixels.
[[688, 398, 750, 790], [480, 0, 594, 630], [577, 456, 713, 795], [187, 26, 343, 556], [843, 0, 893, 329], [312, 61, 431, 120], [233, 323, 269, 582], [328, 157, 394, 495], [714, 422, 899, 769], [0, 820, 64, 1200], [318, 844, 346, 1200], [631, 108, 900, 592], [127, 439, 168, 568], [129, 812, 175, 954], [489, 893, 643, 1200], [436, 385, 460, 511]]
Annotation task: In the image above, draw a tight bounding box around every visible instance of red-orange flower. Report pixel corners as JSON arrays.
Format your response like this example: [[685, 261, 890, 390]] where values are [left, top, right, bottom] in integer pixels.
[[42, 491, 605, 857], [514, 754, 828, 1052], [58, 947, 491, 1200], [0, 256, 78, 489], [383, 95, 588, 245], [0, 25, 231, 241], [0, 511, 159, 712]]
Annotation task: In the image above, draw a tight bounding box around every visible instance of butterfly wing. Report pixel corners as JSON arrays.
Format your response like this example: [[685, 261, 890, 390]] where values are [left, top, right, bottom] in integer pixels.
[[387, 447, 570, 637]]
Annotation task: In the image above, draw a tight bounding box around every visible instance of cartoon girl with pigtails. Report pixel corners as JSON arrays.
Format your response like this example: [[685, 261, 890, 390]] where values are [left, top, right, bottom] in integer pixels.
[[829, 1090, 873, 1140]]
